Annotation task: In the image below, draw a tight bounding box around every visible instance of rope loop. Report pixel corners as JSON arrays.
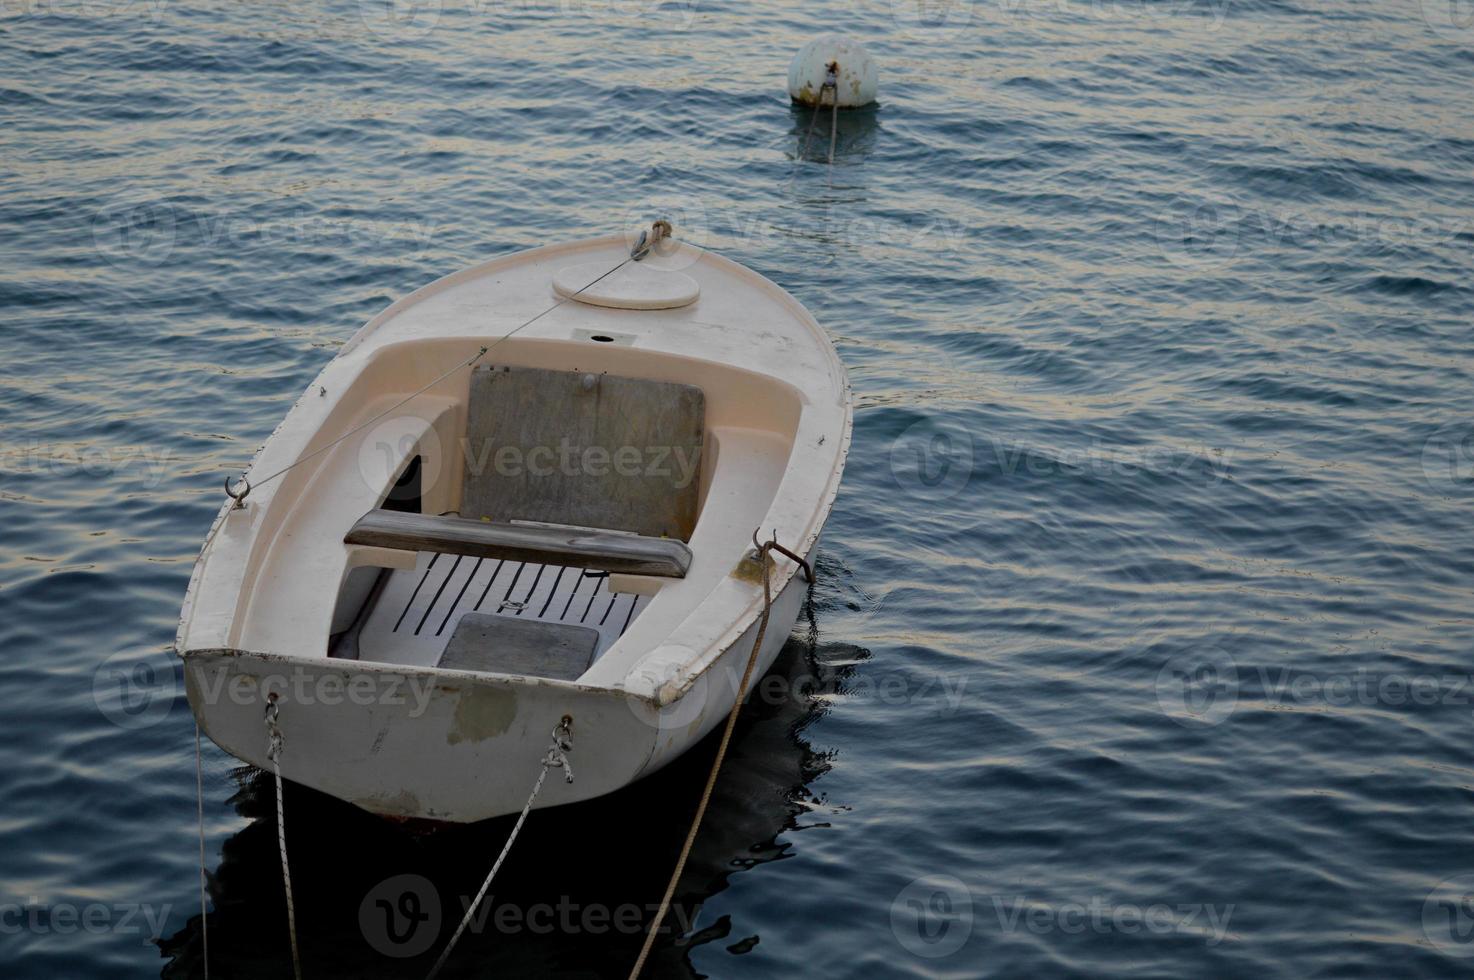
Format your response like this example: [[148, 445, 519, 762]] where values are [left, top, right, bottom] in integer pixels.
[[264, 694, 284, 764], [631, 219, 673, 261], [543, 714, 575, 783]]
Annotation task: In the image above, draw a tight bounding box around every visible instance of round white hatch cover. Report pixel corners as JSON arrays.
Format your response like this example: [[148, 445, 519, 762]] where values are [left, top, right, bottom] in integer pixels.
[[552, 260, 700, 310]]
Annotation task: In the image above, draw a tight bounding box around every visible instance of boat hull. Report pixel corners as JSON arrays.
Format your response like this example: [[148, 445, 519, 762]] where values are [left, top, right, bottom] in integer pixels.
[[185, 574, 808, 822]]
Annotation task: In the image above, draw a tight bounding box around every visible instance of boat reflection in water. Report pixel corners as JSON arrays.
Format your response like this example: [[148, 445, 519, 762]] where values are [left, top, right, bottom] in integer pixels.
[[162, 617, 863, 978]]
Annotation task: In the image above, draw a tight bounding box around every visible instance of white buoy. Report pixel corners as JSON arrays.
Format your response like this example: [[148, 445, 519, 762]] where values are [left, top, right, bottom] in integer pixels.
[[787, 35, 878, 109]]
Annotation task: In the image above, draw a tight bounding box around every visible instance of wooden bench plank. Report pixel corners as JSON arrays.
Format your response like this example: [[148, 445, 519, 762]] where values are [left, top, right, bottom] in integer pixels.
[[345, 510, 692, 578]]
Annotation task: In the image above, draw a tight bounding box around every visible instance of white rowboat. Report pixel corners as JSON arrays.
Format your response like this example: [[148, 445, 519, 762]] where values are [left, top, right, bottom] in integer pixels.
[[176, 227, 851, 823]]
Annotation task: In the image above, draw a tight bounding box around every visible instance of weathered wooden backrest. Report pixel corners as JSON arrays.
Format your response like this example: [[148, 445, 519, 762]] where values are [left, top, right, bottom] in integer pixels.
[[460, 365, 706, 541]]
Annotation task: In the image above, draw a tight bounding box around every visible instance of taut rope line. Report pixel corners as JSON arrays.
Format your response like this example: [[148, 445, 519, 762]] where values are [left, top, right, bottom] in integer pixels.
[[625, 532, 810, 979], [799, 62, 840, 166], [264, 694, 302, 980], [424, 716, 576, 980], [194, 721, 210, 980]]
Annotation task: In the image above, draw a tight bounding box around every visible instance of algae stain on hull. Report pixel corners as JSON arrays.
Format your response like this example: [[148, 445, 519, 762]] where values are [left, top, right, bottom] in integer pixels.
[[361, 788, 423, 818], [448, 684, 518, 744]]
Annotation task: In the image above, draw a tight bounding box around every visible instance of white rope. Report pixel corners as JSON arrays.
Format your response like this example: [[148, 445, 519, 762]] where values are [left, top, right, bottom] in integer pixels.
[[195, 721, 210, 980], [425, 716, 574, 980], [265, 696, 302, 980]]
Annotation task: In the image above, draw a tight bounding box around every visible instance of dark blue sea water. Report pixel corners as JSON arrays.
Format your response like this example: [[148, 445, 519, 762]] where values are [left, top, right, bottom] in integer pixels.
[[4, 0, 1474, 976]]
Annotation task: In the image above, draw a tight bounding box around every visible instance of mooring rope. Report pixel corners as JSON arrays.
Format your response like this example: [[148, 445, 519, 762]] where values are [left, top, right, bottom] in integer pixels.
[[828, 94, 839, 166], [799, 63, 839, 166], [264, 694, 302, 980], [425, 716, 575, 980], [626, 533, 810, 979], [194, 721, 210, 980]]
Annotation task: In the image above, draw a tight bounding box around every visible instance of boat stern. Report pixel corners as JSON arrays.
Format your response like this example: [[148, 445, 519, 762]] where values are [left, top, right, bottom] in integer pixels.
[[183, 648, 663, 823]]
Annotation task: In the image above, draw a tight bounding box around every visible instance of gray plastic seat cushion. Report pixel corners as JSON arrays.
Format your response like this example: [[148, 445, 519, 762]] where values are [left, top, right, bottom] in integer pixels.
[[437, 613, 600, 680]]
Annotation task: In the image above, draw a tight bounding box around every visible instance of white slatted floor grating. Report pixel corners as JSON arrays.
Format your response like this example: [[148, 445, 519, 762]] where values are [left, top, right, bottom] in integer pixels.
[[340, 551, 650, 670]]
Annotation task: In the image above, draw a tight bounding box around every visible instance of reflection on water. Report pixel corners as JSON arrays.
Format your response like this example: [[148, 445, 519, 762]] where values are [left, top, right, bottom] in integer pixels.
[[161, 624, 862, 978], [789, 103, 883, 165]]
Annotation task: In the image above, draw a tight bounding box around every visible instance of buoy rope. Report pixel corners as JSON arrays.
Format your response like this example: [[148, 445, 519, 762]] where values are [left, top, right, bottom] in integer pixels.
[[194, 721, 210, 980], [626, 533, 807, 979], [799, 63, 840, 166], [799, 90, 829, 160], [219, 244, 645, 509], [425, 716, 575, 980], [828, 94, 839, 166], [264, 694, 302, 980]]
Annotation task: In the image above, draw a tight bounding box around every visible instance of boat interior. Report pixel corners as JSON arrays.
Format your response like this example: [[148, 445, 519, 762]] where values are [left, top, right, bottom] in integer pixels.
[[314, 345, 804, 682]]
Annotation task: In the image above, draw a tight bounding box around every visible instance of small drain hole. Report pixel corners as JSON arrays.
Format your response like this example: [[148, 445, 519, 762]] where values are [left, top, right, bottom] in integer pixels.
[[590, 335, 614, 343]]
